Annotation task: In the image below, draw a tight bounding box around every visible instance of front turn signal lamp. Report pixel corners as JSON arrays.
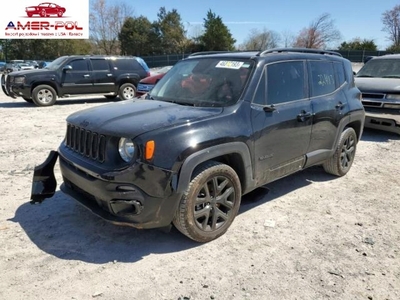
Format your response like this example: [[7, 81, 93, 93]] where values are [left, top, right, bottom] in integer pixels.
[[145, 140, 155, 160]]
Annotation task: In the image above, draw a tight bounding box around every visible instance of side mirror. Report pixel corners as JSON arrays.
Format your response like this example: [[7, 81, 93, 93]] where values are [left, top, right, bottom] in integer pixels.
[[62, 65, 72, 72]]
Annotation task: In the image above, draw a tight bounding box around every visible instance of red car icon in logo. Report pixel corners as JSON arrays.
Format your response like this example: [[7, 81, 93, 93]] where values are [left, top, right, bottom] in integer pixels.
[[25, 2, 66, 17]]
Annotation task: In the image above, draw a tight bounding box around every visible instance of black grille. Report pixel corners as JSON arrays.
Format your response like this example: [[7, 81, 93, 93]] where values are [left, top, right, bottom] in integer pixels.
[[65, 124, 107, 162], [362, 93, 385, 99]]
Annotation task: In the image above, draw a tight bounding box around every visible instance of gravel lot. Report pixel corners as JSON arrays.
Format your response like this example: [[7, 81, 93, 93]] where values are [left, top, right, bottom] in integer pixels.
[[0, 79, 399, 300]]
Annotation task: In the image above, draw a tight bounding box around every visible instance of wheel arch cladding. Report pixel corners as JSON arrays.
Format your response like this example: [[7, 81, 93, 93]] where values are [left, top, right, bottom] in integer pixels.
[[175, 142, 254, 195]]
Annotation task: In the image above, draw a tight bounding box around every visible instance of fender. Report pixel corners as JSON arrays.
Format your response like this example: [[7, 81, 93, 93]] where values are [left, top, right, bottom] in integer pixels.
[[116, 73, 141, 86], [175, 142, 256, 194], [304, 113, 361, 167]]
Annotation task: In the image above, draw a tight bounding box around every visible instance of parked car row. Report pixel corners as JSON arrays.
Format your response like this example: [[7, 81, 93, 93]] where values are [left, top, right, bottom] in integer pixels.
[[0, 60, 52, 74]]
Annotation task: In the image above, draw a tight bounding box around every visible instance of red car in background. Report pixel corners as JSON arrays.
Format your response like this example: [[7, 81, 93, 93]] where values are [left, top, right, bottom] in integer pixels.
[[137, 66, 172, 96], [26, 2, 66, 17]]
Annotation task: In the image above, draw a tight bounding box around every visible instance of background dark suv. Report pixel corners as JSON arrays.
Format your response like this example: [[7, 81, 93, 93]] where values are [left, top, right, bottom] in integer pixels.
[[31, 48, 365, 242], [1, 55, 150, 106]]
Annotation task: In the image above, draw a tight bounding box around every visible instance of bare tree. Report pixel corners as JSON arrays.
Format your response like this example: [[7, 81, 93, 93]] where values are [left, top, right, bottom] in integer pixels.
[[240, 28, 280, 50], [382, 5, 400, 48], [293, 13, 341, 49], [281, 30, 296, 48], [90, 0, 133, 55]]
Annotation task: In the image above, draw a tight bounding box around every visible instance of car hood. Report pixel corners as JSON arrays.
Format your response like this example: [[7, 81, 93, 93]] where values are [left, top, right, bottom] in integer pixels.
[[8, 68, 54, 76], [355, 77, 400, 93], [139, 73, 165, 84], [66, 99, 223, 138]]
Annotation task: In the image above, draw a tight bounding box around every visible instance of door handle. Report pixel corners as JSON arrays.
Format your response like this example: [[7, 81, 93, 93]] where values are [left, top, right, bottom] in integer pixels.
[[106, 74, 113, 77], [83, 74, 90, 78], [297, 110, 313, 122], [335, 101, 346, 110]]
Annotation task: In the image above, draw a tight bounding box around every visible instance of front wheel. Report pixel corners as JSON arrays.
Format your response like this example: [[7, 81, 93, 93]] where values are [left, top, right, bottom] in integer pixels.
[[32, 85, 57, 106], [323, 127, 357, 176], [118, 83, 137, 100], [173, 161, 242, 243]]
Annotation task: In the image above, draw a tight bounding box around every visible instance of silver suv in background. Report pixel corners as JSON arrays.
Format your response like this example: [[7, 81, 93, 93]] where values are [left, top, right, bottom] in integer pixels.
[[355, 54, 400, 135]]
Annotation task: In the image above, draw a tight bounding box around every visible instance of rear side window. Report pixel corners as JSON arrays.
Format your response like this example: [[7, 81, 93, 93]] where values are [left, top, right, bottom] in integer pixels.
[[333, 62, 346, 87], [309, 61, 336, 97], [113, 59, 143, 71], [91, 59, 110, 71]]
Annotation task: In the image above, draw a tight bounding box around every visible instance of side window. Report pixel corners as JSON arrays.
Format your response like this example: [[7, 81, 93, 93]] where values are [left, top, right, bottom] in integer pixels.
[[91, 59, 110, 71], [333, 62, 346, 88], [309, 61, 336, 97], [253, 70, 266, 105], [266, 61, 305, 105], [113, 59, 142, 71], [69, 59, 89, 71]]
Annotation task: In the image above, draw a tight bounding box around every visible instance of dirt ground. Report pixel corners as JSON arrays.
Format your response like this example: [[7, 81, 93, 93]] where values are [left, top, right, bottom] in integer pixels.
[[0, 88, 399, 300]]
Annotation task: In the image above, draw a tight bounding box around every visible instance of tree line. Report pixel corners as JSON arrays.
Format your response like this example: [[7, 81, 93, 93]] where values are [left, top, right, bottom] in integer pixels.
[[1, 0, 400, 61]]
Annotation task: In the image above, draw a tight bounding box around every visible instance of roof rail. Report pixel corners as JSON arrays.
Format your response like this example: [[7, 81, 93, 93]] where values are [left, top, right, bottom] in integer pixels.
[[189, 51, 233, 57], [258, 48, 342, 57], [188, 50, 260, 57]]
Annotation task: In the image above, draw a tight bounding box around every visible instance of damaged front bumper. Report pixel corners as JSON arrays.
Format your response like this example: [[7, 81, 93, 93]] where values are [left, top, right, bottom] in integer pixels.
[[30, 151, 182, 229], [31, 150, 59, 203]]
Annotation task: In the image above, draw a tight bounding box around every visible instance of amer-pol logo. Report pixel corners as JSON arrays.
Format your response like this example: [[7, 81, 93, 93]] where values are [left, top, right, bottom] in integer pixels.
[[1, 0, 88, 39]]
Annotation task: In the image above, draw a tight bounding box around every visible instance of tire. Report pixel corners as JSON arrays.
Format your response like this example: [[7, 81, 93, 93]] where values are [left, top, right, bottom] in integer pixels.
[[57, 10, 63, 17], [32, 85, 57, 107], [22, 97, 33, 103], [118, 83, 137, 100], [104, 95, 117, 99], [40, 9, 46, 17], [27, 13, 33, 17], [173, 161, 242, 243], [323, 127, 357, 176]]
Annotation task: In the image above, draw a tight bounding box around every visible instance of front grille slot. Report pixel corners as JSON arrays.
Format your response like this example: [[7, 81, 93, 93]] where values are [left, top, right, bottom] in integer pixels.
[[66, 124, 106, 163], [362, 93, 385, 99]]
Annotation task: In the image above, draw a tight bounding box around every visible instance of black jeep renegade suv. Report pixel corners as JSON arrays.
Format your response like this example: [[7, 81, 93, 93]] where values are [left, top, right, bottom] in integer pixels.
[[31, 48, 365, 242], [1, 55, 150, 106]]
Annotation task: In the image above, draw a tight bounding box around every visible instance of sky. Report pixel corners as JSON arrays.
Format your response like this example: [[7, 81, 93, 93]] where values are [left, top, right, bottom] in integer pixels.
[[113, 0, 399, 50]]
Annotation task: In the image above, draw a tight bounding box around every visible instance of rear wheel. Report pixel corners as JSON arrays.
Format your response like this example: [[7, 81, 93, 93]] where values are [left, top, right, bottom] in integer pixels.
[[32, 85, 57, 106], [173, 161, 242, 243], [118, 83, 137, 100], [40, 9, 46, 17], [323, 127, 357, 176]]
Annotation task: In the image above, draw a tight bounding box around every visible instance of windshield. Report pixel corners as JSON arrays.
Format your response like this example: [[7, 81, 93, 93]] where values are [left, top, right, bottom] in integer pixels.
[[357, 59, 400, 78], [149, 57, 254, 107], [45, 56, 69, 70]]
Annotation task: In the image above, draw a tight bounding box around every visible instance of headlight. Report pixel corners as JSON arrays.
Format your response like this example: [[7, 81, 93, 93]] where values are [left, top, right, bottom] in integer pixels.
[[14, 76, 25, 84], [118, 138, 135, 162], [385, 94, 400, 101]]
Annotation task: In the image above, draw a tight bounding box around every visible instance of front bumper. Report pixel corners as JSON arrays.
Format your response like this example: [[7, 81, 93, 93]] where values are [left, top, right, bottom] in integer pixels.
[[364, 111, 400, 135], [1, 74, 29, 99], [31, 151, 183, 229]]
